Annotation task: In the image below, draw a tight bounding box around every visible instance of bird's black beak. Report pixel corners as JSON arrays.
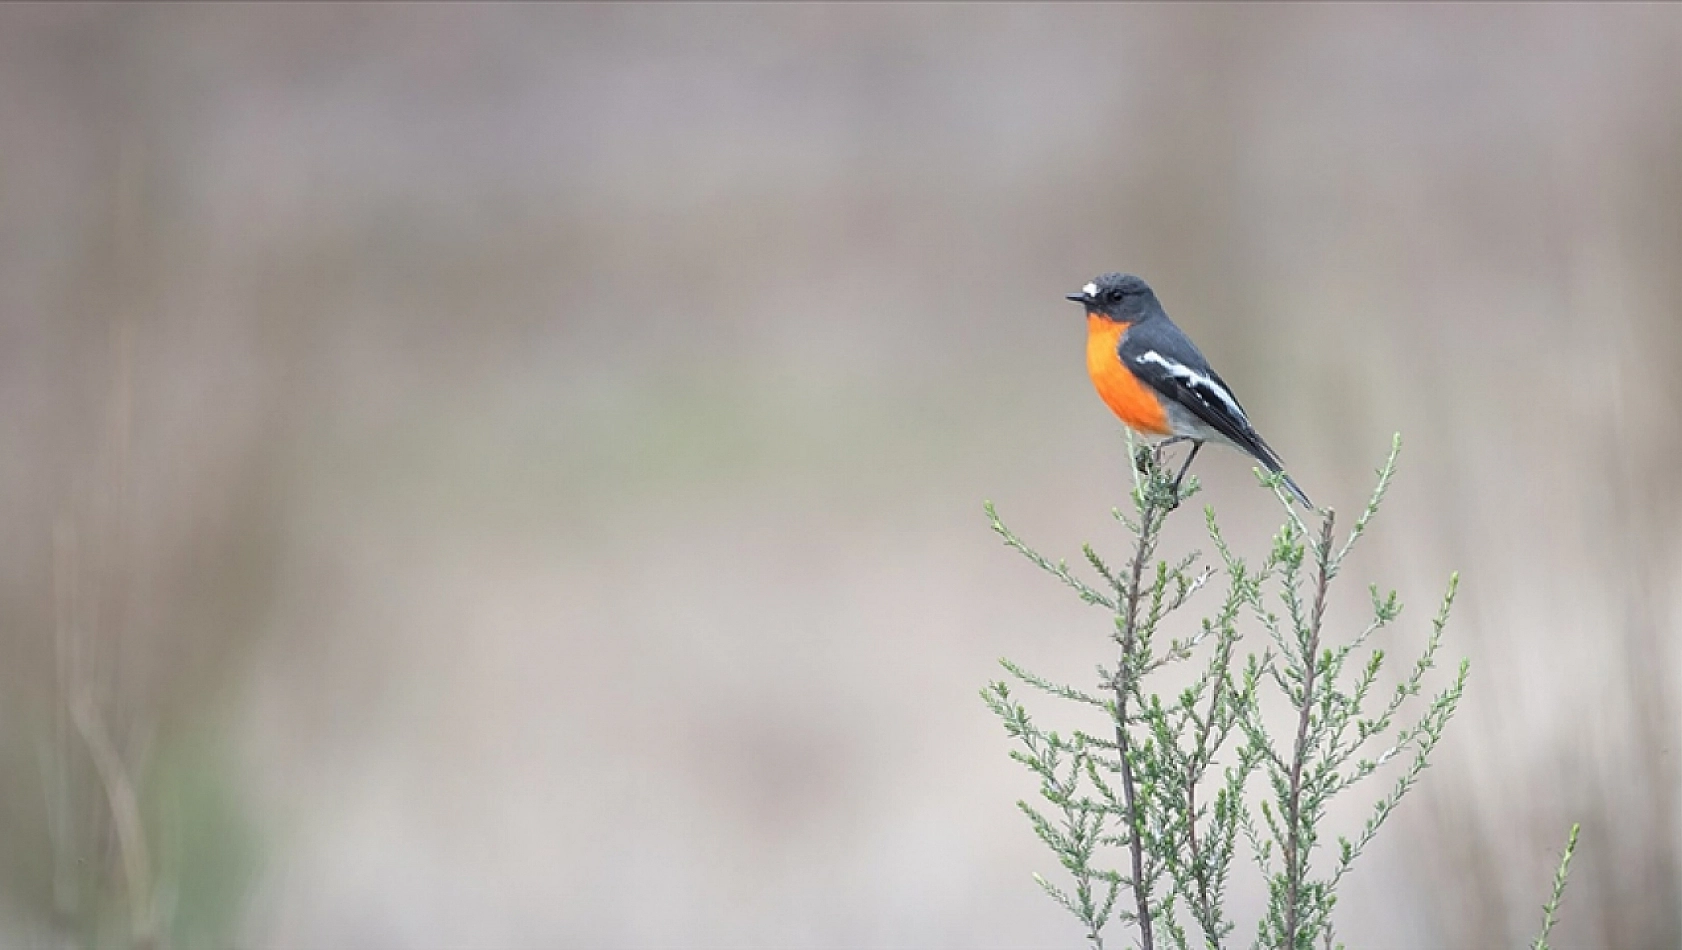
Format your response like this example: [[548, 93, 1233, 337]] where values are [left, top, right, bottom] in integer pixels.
[[1066, 292, 1089, 304]]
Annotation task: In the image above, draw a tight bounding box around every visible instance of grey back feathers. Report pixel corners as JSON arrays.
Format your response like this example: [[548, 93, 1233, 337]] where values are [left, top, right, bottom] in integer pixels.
[[1093, 277, 1313, 508]]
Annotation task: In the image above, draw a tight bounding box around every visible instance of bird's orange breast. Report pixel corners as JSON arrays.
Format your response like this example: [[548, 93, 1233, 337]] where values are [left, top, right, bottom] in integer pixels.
[[1086, 315, 1170, 435]]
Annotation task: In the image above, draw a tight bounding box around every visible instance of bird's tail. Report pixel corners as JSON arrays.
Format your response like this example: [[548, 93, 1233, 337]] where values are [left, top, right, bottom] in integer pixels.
[[1276, 470, 1314, 510], [1248, 436, 1314, 509]]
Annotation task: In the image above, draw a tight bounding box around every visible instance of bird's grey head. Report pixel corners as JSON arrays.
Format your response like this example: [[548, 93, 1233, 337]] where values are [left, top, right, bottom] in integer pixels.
[[1067, 273, 1159, 323]]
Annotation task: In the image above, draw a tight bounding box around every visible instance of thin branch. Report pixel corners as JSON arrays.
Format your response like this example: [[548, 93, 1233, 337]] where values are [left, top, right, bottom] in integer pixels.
[[1282, 513, 1336, 950], [1531, 824, 1581, 950], [1331, 433, 1402, 573], [986, 501, 1119, 610], [1112, 458, 1171, 950]]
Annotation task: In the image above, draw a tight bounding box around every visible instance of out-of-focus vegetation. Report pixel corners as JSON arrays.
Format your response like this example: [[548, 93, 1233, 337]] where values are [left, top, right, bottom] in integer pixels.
[[0, 5, 1674, 946]]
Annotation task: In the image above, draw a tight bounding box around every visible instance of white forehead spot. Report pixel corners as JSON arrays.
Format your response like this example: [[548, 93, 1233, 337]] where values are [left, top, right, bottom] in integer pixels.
[[1083, 282, 1098, 297]]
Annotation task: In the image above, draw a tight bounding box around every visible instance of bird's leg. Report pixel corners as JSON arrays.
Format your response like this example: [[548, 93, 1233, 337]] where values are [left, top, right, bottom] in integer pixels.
[[1169, 440, 1204, 502], [1148, 436, 1188, 473]]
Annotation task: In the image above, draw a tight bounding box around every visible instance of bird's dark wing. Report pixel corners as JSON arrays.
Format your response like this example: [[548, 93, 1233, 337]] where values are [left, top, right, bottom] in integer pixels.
[[1119, 320, 1312, 506]]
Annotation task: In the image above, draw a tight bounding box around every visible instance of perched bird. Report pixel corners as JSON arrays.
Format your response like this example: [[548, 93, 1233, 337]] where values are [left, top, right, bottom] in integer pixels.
[[1070, 273, 1313, 508]]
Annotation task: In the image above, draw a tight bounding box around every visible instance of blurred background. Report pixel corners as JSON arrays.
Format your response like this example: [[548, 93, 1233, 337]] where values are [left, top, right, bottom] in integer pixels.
[[0, 4, 1677, 947]]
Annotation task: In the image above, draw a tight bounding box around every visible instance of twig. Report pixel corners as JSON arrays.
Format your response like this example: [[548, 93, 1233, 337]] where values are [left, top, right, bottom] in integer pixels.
[[1109, 445, 1186, 950], [1530, 824, 1581, 950], [1282, 513, 1336, 950]]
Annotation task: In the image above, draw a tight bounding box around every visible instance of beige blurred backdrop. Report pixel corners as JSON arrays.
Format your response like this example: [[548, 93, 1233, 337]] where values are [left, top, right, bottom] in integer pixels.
[[1, 4, 1678, 947]]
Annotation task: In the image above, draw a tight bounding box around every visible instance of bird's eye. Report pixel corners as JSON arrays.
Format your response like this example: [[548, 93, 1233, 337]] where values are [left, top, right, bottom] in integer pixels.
[[1104, 289, 1124, 303]]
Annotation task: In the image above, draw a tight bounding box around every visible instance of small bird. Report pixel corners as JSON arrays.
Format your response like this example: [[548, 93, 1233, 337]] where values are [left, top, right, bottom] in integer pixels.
[[1069, 273, 1313, 508]]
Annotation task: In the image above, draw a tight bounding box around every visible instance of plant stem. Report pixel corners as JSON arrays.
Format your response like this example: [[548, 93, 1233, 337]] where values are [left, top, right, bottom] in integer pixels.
[[71, 690, 156, 948], [1186, 668, 1224, 933], [1531, 823, 1581, 950], [1114, 453, 1173, 950], [1114, 691, 1153, 950], [1187, 780, 1204, 905], [1282, 514, 1335, 949]]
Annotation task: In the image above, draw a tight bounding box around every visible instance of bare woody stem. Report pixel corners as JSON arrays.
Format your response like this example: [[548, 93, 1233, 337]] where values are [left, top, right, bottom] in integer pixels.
[[1282, 514, 1336, 950], [1113, 654, 1154, 950], [1187, 781, 1203, 906], [1112, 450, 1176, 950], [1186, 663, 1226, 925]]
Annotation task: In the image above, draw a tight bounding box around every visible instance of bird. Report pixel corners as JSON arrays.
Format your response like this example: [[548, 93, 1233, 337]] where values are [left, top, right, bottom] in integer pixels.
[[1069, 272, 1313, 508]]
